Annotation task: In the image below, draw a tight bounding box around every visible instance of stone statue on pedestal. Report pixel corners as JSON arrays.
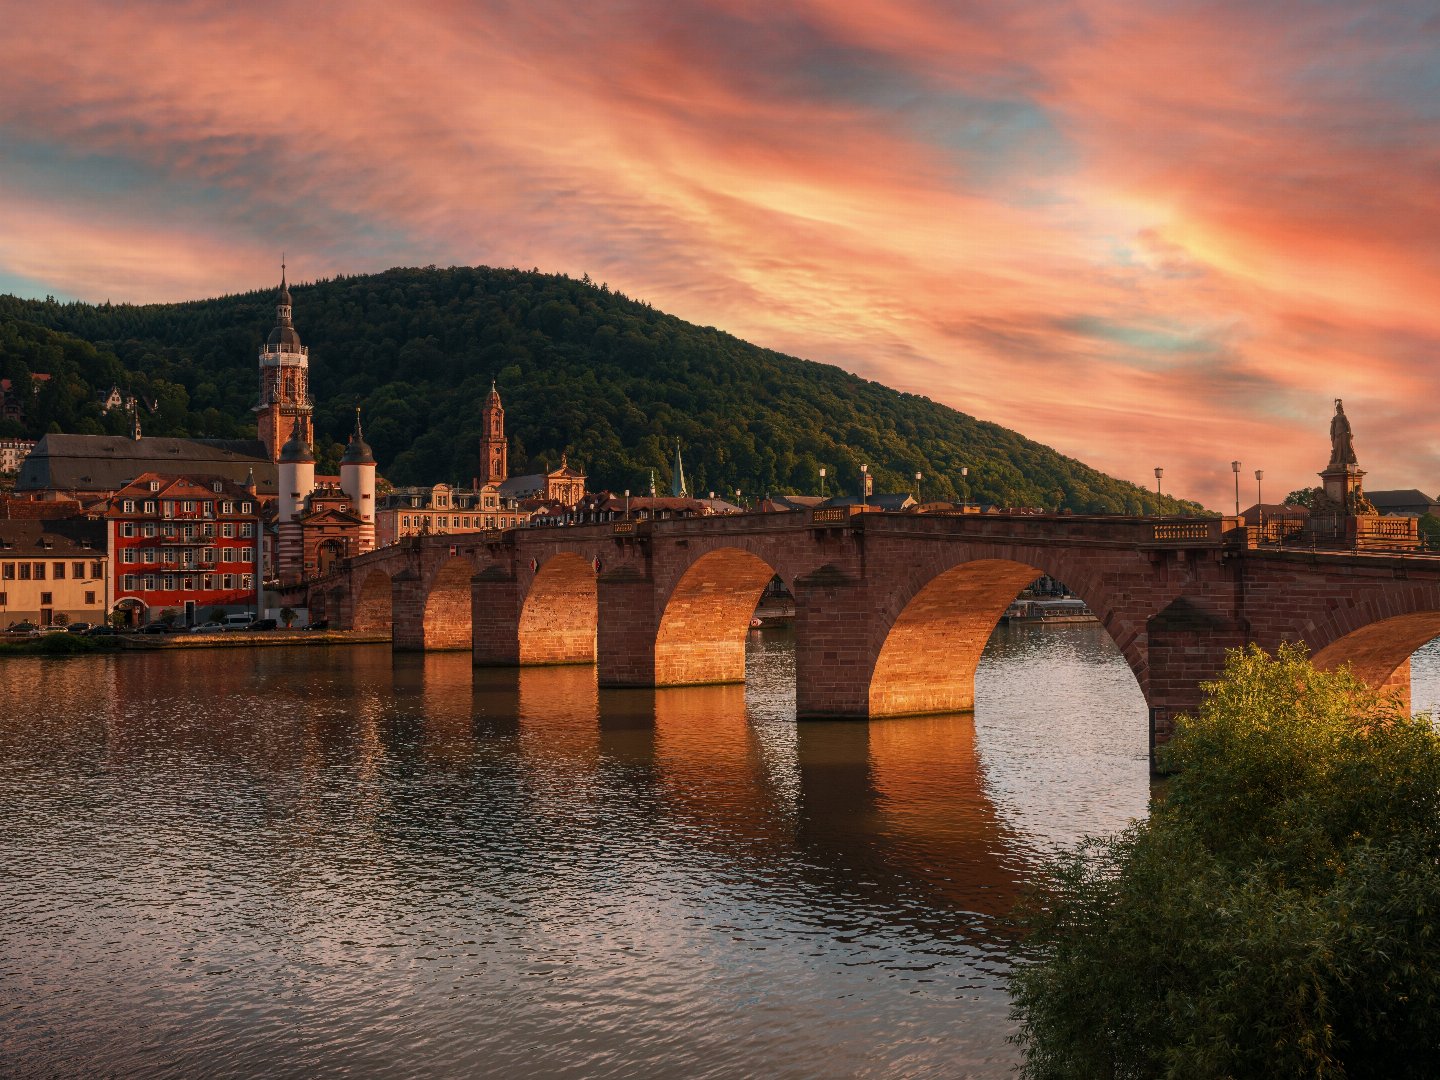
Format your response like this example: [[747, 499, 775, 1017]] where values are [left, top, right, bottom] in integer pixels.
[[1329, 398, 1357, 467]]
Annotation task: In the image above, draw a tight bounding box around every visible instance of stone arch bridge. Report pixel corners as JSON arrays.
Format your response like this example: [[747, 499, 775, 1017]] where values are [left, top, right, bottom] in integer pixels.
[[308, 508, 1440, 765]]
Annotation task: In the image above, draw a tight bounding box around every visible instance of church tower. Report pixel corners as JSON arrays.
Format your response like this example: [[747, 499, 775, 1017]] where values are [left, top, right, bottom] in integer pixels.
[[255, 264, 314, 463], [479, 381, 507, 484]]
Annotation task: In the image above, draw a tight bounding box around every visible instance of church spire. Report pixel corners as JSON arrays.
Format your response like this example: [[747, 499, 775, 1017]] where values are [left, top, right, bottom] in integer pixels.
[[670, 437, 687, 498]]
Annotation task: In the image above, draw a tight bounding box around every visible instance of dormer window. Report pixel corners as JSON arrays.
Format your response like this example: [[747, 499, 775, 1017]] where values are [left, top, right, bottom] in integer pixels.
[[213, 482, 223, 493], [148, 481, 160, 492]]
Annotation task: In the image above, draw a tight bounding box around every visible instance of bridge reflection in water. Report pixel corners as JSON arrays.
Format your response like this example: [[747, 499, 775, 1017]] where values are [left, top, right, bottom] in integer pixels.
[[3, 624, 1163, 1077]]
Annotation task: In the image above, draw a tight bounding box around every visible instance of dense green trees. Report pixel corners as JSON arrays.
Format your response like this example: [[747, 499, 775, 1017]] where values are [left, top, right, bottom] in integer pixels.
[[1009, 644, 1440, 1078], [0, 267, 1203, 513]]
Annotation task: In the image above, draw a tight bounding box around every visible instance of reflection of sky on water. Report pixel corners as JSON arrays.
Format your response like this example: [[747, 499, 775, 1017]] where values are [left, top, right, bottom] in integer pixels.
[[6, 627, 1429, 1077]]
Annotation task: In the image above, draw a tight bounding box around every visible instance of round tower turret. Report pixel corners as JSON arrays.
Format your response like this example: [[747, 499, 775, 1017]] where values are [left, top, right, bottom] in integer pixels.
[[339, 407, 377, 554]]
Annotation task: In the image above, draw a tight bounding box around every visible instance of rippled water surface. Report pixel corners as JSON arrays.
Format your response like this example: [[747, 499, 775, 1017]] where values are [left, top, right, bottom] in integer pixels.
[[2, 625, 1163, 1078]]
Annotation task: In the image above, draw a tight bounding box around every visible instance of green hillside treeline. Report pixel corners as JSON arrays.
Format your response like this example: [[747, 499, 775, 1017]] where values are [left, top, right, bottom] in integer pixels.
[[0, 266, 1203, 514]]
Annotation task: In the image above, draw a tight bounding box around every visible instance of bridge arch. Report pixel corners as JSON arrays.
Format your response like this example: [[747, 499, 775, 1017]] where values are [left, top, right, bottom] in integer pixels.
[[1309, 609, 1440, 707], [420, 556, 474, 651], [519, 553, 597, 665], [655, 547, 781, 686], [867, 556, 1140, 718], [353, 568, 393, 634]]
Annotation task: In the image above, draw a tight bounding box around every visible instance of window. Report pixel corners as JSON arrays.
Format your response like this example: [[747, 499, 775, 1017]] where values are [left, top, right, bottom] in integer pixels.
[[84, 591, 95, 605], [240, 523, 254, 538], [202, 575, 213, 590], [203, 501, 214, 516], [123, 574, 138, 591], [202, 548, 215, 565], [402, 515, 410, 529], [1, 563, 12, 580], [222, 502, 233, 514], [163, 576, 175, 591], [53, 562, 65, 579], [40, 592, 52, 606], [240, 574, 253, 590], [182, 576, 195, 591], [162, 550, 176, 565], [182, 501, 195, 513], [32, 563, 44, 580], [144, 501, 156, 514], [0, 592, 6, 605], [90, 561, 102, 579], [202, 523, 213, 538], [241, 503, 252, 514], [222, 574, 234, 590], [143, 524, 156, 538], [148, 481, 160, 492], [183, 525, 195, 539], [123, 549, 137, 564], [162, 501, 174, 518], [222, 523, 234, 537], [122, 499, 135, 513], [143, 549, 156, 564], [143, 576, 157, 591], [439, 516, 449, 529], [121, 522, 136, 538], [72, 562, 84, 579], [212, 482, 222, 494], [241, 549, 254, 563]]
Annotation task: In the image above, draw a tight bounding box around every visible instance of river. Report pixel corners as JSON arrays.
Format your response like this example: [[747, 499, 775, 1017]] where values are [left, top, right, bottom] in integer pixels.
[[5, 626, 1439, 1078]]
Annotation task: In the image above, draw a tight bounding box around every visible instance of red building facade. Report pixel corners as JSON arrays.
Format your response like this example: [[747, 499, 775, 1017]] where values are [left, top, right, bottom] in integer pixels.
[[107, 473, 262, 625]]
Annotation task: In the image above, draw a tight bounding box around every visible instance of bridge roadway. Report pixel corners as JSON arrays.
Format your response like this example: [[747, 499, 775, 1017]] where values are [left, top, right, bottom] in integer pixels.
[[308, 507, 1440, 766]]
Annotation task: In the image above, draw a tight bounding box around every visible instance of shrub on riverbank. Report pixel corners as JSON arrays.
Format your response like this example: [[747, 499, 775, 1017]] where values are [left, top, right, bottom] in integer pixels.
[[1009, 643, 1440, 1078], [0, 633, 121, 656]]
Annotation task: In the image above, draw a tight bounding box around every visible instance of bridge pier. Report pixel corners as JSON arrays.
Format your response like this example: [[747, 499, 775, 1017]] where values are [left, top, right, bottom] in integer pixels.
[[597, 570, 661, 686], [792, 568, 874, 719], [392, 569, 427, 651], [472, 573, 522, 666], [1144, 598, 1250, 769]]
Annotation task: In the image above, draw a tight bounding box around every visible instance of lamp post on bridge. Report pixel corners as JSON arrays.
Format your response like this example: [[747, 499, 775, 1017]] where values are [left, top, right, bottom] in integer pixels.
[[915, 471, 923, 506], [819, 466, 827, 499], [1154, 466, 1163, 497], [860, 464, 869, 509], [1254, 469, 1263, 508], [960, 466, 969, 511], [624, 489, 630, 521], [1231, 460, 1242, 517]]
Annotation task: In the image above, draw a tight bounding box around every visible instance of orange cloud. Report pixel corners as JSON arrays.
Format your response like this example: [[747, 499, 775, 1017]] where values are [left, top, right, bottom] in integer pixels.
[[0, 0, 1436, 507]]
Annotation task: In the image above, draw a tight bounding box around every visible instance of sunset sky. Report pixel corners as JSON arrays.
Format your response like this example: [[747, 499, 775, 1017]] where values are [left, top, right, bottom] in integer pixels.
[[2, 1, 1436, 508]]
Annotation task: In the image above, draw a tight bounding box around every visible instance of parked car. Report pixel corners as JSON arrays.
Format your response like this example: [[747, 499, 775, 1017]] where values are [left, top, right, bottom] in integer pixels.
[[8, 622, 38, 635], [222, 613, 256, 630], [139, 622, 173, 634], [307, 619, 329, 630], [190, 622, 227, 634], [34, 625, 70, 635], [66, 622, 95, 634], [246, 618, 279, 631], [84, 625, 121, 636]]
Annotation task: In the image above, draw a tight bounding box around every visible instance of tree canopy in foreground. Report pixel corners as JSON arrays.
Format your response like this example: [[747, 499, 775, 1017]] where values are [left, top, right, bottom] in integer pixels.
[[1009, 643, 1440, 1078]]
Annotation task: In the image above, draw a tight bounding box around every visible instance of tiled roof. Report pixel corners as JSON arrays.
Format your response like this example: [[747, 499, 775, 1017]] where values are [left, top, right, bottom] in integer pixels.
[[16, 434, 277, 496]]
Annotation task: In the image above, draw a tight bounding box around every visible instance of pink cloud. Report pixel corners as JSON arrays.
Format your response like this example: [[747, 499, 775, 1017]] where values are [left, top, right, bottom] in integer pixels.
[[0, 1, 1436, 507]]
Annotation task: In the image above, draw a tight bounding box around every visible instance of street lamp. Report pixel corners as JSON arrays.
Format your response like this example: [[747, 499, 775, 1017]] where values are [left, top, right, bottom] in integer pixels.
[[960, 466, 969, 510], [915, 470, 923, 505], [819, 466, 827, 498], [860, 464, 869, 508], [1231, 460, 1242, 517], [1254, 469, 1263, 507], [735, 487, 742, 511], [1154, 466, 1163, 497], [624, 489, 630, 520]]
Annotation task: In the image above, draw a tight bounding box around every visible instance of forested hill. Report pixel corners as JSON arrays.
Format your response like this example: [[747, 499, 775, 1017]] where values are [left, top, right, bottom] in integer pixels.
[[0, 266, 1202, 513]]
